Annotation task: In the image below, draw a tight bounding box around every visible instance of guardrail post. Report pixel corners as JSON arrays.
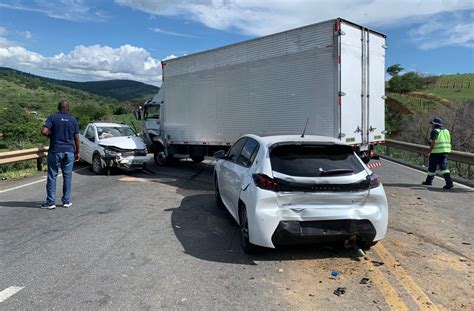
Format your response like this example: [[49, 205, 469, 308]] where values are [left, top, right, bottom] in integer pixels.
[[36, 157, 43, 171]]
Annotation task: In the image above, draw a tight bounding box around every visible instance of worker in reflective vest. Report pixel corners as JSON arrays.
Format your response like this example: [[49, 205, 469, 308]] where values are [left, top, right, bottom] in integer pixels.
[[422, 117, 454, 189]]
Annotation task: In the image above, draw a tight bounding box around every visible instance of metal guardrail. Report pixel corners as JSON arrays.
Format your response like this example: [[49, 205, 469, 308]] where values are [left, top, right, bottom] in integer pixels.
[[0, 146, 49, 171], [385, 139, 474, 165]]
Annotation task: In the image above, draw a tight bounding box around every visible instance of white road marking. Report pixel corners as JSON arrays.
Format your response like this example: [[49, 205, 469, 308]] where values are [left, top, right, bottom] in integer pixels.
[[382, 158, 473, 190], [0, 166, 90, 194], [0, 286, 24, 303]]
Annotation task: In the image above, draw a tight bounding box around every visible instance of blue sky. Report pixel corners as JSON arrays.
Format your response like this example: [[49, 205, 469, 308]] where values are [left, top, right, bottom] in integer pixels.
[[0, 0, 473, 86]]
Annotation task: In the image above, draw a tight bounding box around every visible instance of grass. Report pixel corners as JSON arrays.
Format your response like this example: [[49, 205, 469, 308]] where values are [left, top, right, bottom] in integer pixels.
[[419, 73, 474, 103], [0, 160, 44, 182], [387, 92, 440, 112], [418, 87, 474, 103]]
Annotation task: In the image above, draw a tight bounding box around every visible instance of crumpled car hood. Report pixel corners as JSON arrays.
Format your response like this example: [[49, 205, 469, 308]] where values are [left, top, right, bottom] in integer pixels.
[[99, 136, 146, 150]]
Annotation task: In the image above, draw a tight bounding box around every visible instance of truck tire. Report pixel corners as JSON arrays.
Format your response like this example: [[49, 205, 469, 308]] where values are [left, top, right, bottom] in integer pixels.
[[92, 154, 104, 175], [154, 151, 167, 166]]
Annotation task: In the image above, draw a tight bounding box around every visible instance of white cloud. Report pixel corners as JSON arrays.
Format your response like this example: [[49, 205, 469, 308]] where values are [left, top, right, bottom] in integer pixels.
[[0, 26, 7, 36], [162, 54, 177, 61], [150, 27, 195, 38], [115, 0, 473, 35], [19, 31, 32, 39], [0, 37, 20, 49], [409, 11, 474, 50], [115, 0, 474, 50], [0, 0, 109, 22], [0, 43, 163, 85]]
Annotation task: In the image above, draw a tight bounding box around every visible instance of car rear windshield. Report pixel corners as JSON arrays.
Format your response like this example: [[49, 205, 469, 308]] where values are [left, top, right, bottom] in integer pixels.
[[270, 144, 365, 177]]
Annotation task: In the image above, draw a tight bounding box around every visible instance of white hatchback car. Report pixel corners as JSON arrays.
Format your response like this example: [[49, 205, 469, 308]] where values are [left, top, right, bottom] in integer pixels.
[[213, 135, 388, 253]]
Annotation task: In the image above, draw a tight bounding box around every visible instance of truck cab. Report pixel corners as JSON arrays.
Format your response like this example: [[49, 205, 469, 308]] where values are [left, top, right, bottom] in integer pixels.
[[141, 100, 161, 147], [137, 91, 167, 165]]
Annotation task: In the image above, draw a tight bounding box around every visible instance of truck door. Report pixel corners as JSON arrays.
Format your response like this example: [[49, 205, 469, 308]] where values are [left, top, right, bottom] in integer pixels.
[[367, 32, 386, 143], [339, 21, 386, 148], [339, 21, 364, 146]]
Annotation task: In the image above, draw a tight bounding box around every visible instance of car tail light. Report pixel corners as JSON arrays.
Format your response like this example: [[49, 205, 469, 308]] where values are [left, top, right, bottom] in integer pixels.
[[252, 174, 279, 191], [369, 173, 380, 189]]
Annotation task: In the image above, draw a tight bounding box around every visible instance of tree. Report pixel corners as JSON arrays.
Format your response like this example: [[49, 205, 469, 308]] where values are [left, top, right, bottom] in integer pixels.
[[387, 64, 404, 77], [388, 72, 422, 93]]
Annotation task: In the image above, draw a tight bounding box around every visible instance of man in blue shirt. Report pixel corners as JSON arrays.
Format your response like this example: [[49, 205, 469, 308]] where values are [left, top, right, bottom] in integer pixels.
[[40, 100, 80, 209]]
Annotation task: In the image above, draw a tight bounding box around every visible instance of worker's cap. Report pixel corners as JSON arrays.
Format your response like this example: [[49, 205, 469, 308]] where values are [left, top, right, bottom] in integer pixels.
[[430, 117, 443, 126]]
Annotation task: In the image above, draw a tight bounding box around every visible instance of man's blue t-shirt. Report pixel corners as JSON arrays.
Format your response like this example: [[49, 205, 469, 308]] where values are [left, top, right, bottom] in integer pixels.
[[44, 112, 80, 153]]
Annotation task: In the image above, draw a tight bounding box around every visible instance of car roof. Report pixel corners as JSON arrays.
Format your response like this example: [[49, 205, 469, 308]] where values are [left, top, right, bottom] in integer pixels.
[[92, 122, 130, 127], [244, 134, 348, 147]]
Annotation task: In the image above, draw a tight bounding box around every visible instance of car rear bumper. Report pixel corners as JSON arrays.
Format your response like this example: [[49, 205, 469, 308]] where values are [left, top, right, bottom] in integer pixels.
[[271, 219, 376, 246], [244, 184, 388, 248]]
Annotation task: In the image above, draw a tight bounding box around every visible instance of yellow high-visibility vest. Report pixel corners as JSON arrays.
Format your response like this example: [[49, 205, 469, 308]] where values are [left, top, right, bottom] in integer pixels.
[[432, 129, 451, 154]]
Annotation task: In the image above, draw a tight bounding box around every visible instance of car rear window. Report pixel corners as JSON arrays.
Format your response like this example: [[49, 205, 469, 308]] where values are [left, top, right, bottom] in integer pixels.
[[270, 144, 365, 177]]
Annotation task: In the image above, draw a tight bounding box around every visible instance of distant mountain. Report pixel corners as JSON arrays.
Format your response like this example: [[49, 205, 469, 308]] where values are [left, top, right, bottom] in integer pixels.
[[0, 67, 159, 101]]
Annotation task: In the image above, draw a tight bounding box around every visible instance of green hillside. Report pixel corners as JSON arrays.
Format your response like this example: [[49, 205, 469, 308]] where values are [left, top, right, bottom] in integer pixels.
[[0, 68, 144, 151], [386, 73, 473, 152], [0, 67, 159, 101], [387, 73, 473, 114], [55, 79, 159, 101]]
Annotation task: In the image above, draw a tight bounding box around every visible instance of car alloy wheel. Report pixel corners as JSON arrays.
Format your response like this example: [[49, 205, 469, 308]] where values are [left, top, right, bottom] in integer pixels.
[[92, 154, 104, 175], [239, 206, 258, 254]]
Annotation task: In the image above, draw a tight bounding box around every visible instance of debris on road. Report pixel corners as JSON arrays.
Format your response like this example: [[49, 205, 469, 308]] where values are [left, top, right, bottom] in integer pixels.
[[331, 271, 340, 279], [360, 278, 370, 284], [462, 242, 471, 245], [333, 287, 346, 296], [371, 260, 385, 266], [459, 258, 468, 262], [278, 268, 284, 273]]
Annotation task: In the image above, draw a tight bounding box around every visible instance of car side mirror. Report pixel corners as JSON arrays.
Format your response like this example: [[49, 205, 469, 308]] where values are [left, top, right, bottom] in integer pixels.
[[214, 150, 226, 159]]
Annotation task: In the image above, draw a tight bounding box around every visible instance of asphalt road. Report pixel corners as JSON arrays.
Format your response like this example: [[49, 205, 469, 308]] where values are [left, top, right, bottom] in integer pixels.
[[0, 158, 472, 310]]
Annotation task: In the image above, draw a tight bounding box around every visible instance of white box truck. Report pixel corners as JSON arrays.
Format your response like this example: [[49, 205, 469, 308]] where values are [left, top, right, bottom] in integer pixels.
[[138, 18, 387, 165]]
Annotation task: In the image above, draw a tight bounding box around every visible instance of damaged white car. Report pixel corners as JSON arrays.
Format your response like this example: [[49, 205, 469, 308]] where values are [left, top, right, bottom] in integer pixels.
[[214, 135, 389, 253], [80, 122, 149, 174]]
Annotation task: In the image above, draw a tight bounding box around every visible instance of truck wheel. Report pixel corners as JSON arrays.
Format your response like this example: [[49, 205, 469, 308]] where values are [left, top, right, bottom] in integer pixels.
[[191, 156, 204, 164], [239, 205, 259, 254], [92, 154, 104, 175], [154, 151, 167, 166]]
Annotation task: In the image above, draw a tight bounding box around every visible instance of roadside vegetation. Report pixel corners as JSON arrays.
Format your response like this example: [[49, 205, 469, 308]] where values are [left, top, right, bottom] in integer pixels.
[[1, 65, 472, 181], [0, 68, 152, 181], [384, 65, 473, 179]]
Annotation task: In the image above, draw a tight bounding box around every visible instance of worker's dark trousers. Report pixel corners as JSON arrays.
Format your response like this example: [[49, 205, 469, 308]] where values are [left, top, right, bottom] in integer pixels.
[[424, 153, 453, 186]]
